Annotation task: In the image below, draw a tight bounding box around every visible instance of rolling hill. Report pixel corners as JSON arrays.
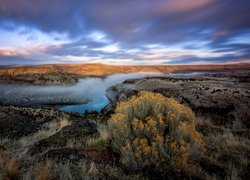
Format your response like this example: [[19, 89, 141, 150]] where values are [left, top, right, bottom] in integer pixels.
[[0, 63, 249, 76]]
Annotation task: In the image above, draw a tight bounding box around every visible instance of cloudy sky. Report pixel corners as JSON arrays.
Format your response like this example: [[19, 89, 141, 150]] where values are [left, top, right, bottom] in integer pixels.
[[0, 0, 250, 65]]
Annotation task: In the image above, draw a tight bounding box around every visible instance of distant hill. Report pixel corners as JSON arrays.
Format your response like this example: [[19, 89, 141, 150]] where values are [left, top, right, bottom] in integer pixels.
[[0, 63, 249, 76]]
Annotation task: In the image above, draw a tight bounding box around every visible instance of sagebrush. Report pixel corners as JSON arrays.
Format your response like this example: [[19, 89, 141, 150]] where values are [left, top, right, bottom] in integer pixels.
[[108, 91, 204, 171]]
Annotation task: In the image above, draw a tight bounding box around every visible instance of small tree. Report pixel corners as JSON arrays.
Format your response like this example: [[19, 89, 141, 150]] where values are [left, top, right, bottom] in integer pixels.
[[108, 91, 204, 171]]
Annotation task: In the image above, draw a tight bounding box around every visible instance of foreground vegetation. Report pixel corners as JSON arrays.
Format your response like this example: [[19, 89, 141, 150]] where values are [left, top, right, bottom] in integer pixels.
[[108, 91, 204, 173], [0, 91, 249, 179]]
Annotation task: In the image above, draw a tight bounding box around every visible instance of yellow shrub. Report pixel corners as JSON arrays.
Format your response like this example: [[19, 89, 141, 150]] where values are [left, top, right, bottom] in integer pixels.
[[108, 91, 204, 171]]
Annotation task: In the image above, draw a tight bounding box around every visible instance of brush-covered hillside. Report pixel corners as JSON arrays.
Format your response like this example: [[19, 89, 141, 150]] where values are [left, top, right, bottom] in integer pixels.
[[1, 63, 250, 76]]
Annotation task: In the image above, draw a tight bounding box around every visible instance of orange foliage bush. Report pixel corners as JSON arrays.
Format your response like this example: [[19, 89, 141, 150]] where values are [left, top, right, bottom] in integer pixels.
[[108, 91, 204, 171]]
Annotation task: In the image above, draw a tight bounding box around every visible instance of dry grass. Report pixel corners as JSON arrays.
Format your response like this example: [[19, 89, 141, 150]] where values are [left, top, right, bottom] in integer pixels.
[[6, 156, 20, 179], [86, 124, 110, 149], [16, 118, 71, 149], [88, 162, 99, 175], [0, 117, 73, 179], [0, 148, 20, 180], [36, 160, 51, 180], [0, 121, 62, 161], [0, 148, 4, 169], [23, 159, 115, 180], [197, 115, 250, 179], [59, 118, 71, 128]]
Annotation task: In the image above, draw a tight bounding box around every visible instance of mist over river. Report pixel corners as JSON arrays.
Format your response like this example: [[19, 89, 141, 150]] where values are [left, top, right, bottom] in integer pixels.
[[0, 72, 162, 113]]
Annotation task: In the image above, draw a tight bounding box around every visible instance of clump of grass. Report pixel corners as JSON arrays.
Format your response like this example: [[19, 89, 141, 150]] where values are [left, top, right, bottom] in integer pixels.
[[86, 124, 110, 149], [36, 160, 51, 180], [108, 91, 204, 172], [24, 159, 102, 180], [88, 162, 99, 175], [203, 128, 250, 179], [17, 118, 72, 149], [0, 148, 20, 180], [6, 156, 20, 179], [59, 118, 71, 128]]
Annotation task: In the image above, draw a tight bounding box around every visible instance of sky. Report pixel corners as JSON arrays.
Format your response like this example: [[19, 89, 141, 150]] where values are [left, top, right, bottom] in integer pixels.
[[0, 0, 250, 65]]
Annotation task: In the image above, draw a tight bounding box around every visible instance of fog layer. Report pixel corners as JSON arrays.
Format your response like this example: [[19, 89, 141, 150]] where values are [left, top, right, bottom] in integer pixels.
[[0, 72, 160, 113]]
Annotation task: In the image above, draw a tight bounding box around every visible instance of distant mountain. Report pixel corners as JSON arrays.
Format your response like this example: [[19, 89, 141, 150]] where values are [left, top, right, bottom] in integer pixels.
[[0, 63, 249, 76]]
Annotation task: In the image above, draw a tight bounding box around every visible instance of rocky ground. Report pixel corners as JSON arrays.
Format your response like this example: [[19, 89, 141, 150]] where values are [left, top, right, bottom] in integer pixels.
[[0, 107, 72, 139], [106, 70, 250, 128], [0, 106, 117, 179], [0, 73, 78, 85], [0, 70, 249, 179]]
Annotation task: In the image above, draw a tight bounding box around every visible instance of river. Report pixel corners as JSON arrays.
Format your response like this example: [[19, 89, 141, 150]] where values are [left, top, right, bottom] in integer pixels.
[[0, 72, 161, 113]]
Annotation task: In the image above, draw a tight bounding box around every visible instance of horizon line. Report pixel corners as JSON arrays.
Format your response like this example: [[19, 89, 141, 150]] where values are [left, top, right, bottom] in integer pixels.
[[1, 61, 250, 68]]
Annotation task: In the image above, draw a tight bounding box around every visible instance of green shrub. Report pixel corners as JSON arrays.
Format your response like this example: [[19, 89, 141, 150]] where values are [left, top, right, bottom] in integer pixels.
[[108, 91, 204, 171]]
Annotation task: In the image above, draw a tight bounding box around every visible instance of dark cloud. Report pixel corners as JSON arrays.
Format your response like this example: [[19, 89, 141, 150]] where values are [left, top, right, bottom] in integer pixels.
[[0, 0, 250, 64], [0, 55, 42, 65]]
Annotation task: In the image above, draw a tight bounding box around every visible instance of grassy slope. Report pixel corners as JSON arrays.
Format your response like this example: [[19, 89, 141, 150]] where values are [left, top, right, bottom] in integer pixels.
[[0, 63, 250, 76]]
